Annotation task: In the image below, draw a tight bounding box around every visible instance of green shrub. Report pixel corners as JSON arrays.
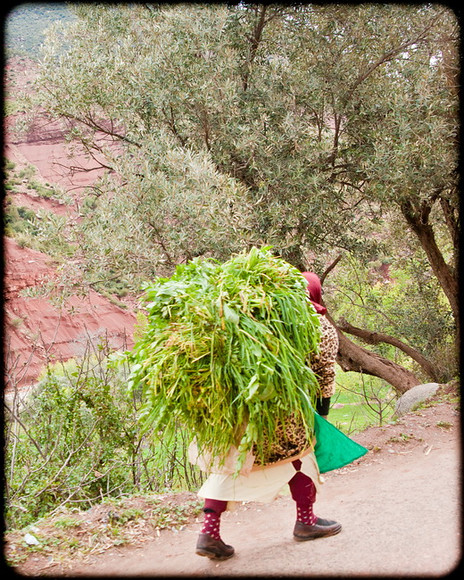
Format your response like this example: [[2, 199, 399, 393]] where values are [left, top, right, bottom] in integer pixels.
[[4, 339, 204, 530]]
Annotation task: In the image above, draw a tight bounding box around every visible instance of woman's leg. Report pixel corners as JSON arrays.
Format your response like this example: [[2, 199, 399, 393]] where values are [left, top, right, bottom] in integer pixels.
[[289, 460, 317, 525], [200, 499, 228, 540], [289, 459, 341, 541], [316, 396, 331, 419], [196, 499, 235, 560]]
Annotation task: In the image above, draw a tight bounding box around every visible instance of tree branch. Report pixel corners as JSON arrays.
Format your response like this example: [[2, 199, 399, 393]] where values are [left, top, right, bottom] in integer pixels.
[[400, 198, 458, 322], [320, 254, 343, 285], [343, 11, 446, 107], [3, 402, 46, 459], [326, 312, 421, 394], [147, 221, 175, 266], [337, 317, 441, 382], [242, 5, 268, 92]]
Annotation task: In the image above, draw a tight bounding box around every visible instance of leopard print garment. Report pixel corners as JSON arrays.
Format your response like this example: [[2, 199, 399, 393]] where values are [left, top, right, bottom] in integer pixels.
[[311, 316, 339, 398], [254, 315, 339, 465]]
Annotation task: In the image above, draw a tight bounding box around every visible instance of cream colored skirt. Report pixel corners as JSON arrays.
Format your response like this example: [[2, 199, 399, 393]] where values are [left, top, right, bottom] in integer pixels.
[[196, 451, 323, 505]]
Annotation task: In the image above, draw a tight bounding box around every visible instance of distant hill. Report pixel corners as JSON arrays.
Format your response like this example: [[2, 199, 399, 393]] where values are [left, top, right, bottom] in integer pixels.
[[4, 2, 74, 58]]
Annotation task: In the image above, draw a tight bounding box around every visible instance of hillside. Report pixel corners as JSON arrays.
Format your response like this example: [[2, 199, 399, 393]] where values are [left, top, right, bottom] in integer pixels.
[[4, 237, 136, 388], [4, 56, 135, 389], [4, 3, 74, 58], [2, 26, 461, 580]]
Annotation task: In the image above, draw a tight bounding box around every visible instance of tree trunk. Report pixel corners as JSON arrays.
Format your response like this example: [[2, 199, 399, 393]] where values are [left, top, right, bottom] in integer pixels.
[[400, 199, 459, 330], [326, 313, 421, 395], [400, 199, 460, 365], [336, 318, 441, 382]]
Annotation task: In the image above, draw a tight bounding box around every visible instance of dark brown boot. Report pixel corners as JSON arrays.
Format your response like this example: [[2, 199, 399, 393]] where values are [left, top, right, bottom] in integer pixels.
[[195, 533, 235, 560], [293, 517, 342, 541]]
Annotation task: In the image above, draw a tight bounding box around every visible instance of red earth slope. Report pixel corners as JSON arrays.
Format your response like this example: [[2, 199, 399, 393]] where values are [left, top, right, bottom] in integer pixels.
[[4, 57, 135, 389], [4, 237, 136, 389]]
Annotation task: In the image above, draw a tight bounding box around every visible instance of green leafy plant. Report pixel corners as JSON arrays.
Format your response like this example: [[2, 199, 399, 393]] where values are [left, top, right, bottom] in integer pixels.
[[436, 421, 453, 430], [127, 246, 321, 471], [4, 337, 205, 530]]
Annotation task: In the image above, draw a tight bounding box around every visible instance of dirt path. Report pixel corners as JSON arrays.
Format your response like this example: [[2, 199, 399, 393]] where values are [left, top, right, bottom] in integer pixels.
[[28, 400, 460, 578]]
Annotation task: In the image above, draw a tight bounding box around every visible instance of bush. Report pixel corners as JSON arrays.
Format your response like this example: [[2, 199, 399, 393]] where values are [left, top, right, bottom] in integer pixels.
[[4, 338, 204, 530], [3, 201, 38, 238]]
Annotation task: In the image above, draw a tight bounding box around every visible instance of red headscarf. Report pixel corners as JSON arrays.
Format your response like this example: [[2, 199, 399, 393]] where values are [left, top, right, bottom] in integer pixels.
[[301, 272, 327, 315]]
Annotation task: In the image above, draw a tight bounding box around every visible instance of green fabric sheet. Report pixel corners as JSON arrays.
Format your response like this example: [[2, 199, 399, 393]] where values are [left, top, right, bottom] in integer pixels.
[[313, 413, 368, 473]]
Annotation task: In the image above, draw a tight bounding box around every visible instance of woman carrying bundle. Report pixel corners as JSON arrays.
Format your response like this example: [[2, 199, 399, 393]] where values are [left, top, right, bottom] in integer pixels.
[[194, 272, 341, 561]]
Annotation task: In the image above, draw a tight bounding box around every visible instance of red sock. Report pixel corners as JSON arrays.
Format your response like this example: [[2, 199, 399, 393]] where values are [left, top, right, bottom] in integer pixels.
[[201, 499, 227, 540], [289, 464, 318, 526], [296, 503, 318, 526], [201, 511, 222, 540]]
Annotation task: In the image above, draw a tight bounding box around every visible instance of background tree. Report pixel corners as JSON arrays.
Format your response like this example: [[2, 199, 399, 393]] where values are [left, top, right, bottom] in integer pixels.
[[32, 3, 459, 390]]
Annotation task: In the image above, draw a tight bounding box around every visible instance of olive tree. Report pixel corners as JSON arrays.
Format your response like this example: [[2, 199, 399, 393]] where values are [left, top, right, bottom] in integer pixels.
[[33, 3, 459, 390]]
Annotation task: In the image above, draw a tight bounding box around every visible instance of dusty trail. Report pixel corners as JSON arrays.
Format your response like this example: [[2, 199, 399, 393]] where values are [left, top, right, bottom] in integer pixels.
[[54, 405, 460, 578]]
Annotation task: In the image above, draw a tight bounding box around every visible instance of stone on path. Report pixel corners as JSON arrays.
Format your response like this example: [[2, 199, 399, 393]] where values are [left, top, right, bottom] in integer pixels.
[[394, 383, 440, 417]]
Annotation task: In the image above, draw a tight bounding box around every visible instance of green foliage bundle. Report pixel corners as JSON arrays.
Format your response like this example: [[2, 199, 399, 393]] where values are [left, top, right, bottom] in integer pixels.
[[127, 247, 321, 471]]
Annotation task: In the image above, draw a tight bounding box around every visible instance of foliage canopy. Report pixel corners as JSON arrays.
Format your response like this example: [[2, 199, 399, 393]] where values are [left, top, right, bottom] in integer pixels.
[[34, 4, 457, 262], [24, 3, 460, 381]]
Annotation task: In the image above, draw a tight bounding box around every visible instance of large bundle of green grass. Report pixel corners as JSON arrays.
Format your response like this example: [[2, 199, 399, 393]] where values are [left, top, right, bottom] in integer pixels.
[[127, 247, 322, 472]]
